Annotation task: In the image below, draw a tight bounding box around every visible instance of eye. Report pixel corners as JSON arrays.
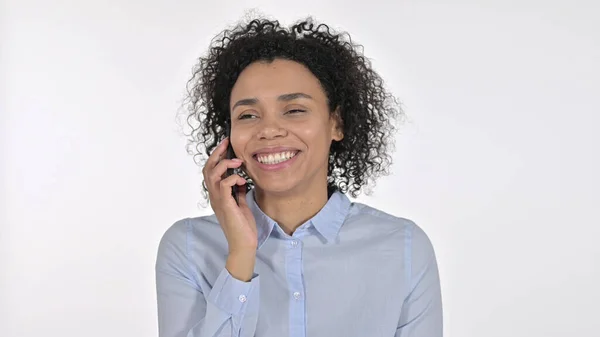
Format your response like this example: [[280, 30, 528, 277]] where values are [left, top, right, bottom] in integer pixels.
[[286, 109, 306, 114], [238, 113, 257, 120]]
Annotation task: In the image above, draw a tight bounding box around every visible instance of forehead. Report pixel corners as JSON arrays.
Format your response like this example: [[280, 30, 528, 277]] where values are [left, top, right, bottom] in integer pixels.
[[230, 59, 326, 102]]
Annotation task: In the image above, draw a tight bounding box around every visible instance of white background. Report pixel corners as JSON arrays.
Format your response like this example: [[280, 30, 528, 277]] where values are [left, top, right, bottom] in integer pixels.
[[2, 0, 599, 336]]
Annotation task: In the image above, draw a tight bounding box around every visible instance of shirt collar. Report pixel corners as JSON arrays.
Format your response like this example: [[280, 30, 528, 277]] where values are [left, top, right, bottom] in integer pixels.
[[246, 188, 351, 249]]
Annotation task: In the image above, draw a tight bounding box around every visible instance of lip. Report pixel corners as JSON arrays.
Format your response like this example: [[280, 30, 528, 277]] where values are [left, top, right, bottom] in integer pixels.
[[251, 146, 300, 156]]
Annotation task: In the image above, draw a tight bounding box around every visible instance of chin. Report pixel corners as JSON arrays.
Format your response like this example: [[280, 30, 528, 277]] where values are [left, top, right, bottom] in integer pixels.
[[254, 180, 300, 195]]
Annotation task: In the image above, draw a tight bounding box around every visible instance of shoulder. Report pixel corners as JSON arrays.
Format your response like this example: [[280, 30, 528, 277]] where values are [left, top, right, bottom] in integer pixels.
[[346, 201, 415, 231], [346, 201, 435, 250], [156, 215, 222, 257]]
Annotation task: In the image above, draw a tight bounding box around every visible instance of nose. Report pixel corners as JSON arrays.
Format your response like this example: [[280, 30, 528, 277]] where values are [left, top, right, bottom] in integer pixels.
[[256, 116, 287, 140]]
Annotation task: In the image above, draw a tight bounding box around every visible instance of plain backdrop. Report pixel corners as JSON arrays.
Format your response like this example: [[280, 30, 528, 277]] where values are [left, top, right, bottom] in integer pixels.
[[2, 0, 599, 336]]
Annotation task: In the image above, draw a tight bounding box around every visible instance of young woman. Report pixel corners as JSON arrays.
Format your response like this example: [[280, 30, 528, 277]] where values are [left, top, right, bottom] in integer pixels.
[[156, 16, 442, 337]]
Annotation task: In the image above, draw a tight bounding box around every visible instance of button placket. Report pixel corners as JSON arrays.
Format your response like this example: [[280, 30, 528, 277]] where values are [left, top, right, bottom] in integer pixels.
[[285, 234, 306, 336]]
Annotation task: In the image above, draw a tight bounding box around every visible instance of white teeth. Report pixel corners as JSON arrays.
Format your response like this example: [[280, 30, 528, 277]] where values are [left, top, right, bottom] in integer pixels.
[[257, 151, 298, 165]]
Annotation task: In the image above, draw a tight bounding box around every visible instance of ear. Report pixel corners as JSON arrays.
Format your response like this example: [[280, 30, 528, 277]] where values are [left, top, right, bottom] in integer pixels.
[[330, 107, 344, 141]]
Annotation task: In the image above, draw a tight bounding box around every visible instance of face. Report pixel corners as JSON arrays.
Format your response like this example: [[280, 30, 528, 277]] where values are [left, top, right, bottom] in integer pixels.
[[229, 59, 343, 196]]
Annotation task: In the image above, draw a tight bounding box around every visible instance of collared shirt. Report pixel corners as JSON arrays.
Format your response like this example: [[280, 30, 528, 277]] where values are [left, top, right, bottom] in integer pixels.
[[155, 188, 442, 337]]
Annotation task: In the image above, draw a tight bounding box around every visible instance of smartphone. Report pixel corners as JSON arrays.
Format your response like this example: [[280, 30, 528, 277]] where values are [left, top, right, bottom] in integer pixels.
[[224, 122, 239, 205]]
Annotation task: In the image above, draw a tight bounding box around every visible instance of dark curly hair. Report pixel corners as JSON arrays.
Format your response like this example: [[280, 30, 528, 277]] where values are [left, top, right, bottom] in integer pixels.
[[181, 15, 403, 199]]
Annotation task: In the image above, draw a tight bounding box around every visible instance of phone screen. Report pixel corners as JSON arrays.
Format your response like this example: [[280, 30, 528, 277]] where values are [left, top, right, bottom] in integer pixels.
[[224, 122, 239, 205]]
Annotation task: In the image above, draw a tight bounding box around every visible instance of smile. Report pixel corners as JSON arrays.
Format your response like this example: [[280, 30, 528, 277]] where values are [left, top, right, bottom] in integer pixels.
[[255, 151, 299, 165]]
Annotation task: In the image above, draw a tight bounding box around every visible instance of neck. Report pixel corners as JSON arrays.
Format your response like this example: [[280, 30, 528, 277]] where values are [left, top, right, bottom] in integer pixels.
[[255, 184, 330, 236]]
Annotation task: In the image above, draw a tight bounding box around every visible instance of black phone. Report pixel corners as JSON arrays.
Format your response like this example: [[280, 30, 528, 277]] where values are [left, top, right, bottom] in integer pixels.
[[224, 121, 239, 205]]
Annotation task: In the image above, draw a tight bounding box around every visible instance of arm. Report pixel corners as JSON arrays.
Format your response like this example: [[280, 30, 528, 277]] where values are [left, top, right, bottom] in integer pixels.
[[155, 219, 260, 337], [396, 224, 443, 337]]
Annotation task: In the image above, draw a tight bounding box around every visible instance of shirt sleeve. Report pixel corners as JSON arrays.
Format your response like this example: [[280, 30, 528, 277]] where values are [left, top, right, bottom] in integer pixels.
[[396, 223, 443, 337], [155, 219, 260, 337]]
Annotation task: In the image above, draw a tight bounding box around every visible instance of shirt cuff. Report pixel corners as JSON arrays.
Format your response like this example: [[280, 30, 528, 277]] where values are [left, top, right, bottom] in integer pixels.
[[206, 267, 260, 315]]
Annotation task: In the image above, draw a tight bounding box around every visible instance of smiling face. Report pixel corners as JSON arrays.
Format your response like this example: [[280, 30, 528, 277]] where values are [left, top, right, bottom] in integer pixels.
[[229, 58, 343, 197]]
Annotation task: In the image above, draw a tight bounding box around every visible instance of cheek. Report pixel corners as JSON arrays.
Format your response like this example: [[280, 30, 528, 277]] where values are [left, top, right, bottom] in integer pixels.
[[297, 124, 330, 151], [231, 133, 250, 159]]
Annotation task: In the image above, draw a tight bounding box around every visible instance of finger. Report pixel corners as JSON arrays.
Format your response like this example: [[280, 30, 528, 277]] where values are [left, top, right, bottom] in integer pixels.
[[206, 137, 230, 169], [211, 158, 243, 182], [219, 174, 246, 202]]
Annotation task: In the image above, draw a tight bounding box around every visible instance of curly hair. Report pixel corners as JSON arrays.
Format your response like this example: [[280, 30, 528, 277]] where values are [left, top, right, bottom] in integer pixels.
[[182, 15, 403, 199]]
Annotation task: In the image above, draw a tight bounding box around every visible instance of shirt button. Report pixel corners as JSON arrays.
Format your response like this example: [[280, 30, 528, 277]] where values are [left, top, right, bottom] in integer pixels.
[[291, 240, 298, 247], [238, 295, 247, 303], [293, 292, 301, 300]]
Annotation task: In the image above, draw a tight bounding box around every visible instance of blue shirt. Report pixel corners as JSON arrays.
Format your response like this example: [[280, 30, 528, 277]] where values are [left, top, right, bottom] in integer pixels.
[[155, 188, 443, 337]]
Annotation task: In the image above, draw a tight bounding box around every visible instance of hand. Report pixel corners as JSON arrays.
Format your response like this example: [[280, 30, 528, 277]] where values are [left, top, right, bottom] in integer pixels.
[[202, 137, 258, 254]]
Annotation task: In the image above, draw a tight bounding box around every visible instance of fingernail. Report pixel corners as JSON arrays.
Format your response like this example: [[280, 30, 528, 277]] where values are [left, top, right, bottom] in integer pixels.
[[232, 158, 243, 162]]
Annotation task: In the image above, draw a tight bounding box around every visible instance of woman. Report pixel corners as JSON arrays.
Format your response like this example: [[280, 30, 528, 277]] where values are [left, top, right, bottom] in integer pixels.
[[156, 16, 442, 337]]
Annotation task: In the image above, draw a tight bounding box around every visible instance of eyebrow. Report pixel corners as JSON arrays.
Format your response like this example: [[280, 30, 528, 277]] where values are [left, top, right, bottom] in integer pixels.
[[231, 92, 313, 110]]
